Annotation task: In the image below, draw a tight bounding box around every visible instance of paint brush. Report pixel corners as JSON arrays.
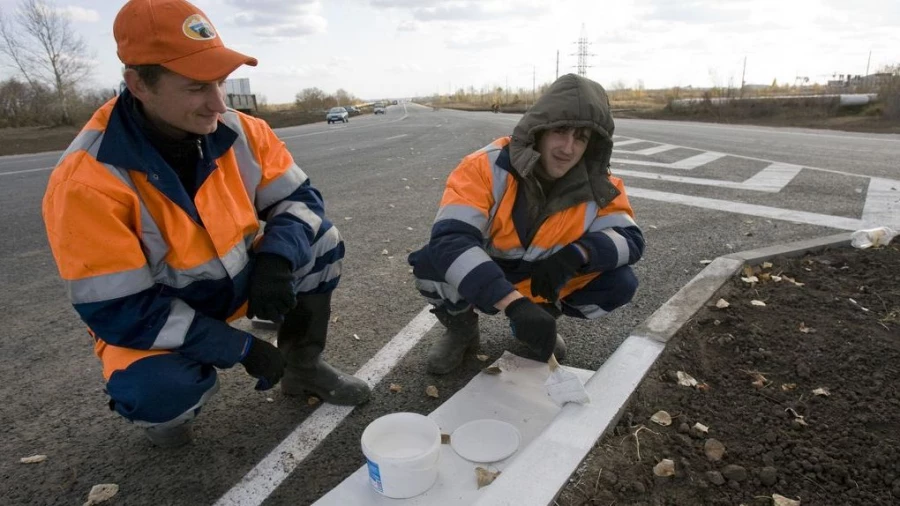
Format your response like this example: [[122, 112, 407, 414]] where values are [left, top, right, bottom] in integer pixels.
[[544, 354, 590, 406]]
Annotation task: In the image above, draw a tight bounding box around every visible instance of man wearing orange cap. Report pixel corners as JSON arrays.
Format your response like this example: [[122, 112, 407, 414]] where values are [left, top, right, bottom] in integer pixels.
[[42, 0, 370, 448]]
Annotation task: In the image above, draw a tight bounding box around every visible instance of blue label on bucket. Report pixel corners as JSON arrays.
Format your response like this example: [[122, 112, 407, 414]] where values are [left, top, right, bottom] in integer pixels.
[[367, 458, 383, 493]]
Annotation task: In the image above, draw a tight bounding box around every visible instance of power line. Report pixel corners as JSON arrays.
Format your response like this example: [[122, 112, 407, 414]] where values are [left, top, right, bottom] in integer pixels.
[[572, 24, 594, 77]]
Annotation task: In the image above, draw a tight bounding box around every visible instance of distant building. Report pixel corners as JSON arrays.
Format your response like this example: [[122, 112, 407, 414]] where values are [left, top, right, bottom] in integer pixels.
[[827, 73, 893, 90]]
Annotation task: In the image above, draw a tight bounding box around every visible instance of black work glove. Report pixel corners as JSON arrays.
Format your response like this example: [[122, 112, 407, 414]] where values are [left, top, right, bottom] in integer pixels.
[[240, 336, 285, 391], [530, 244, 586, 302], [505, 298, 557, 362], [248, 253, 296, 321]]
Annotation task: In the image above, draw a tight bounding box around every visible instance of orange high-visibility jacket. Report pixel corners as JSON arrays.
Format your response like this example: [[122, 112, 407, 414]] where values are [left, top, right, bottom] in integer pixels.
[[413, 136, 643, 313], [43, 92, 336, 379]]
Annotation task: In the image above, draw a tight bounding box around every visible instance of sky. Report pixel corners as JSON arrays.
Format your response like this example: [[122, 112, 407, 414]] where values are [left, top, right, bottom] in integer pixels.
[[0, 0, 898, 104]]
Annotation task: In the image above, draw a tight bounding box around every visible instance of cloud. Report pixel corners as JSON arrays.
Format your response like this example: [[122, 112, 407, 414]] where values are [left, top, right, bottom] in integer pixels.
[[225, 0, 327, 38], [397, 20, 418, 32], [445, 30, 508, 49], [56, 6, 100, 22], [368, 0, 547, 22]]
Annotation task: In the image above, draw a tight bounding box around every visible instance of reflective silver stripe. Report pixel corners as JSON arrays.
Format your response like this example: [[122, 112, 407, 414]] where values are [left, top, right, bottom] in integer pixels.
[[589, 212, 638, 232], [293, 226, 342, 279], [583, 202, 599, 231], [414, 279, 464, 304], [257, 163, 309, 211], [268, 200, 323, 237], [434, 204, 489, 232], [152, 299, 195, 349], [67, 267, 155, 304], [485, 244, 526, 260], [602, 229, 630, 268], [522, 245, 560, 263], [220, 111, 261, 205], [58, 129, 103, 165], [445, 246, 492, 287], [487, 157, 508, 223], [295, 261, 341, 293], [568, 303, 609, 320], [219, 236, 253, 280]]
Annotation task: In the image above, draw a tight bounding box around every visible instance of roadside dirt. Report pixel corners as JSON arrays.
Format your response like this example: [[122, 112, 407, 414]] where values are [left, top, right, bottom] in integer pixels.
[[557, 244, 900, 506]]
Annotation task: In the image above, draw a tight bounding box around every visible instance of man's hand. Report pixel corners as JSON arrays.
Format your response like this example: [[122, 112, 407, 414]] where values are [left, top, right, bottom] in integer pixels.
[[240, 336, 285, 391], [505, 298, 557, 362], [530, 244, 586, 302], [248, 253, 296, 321]]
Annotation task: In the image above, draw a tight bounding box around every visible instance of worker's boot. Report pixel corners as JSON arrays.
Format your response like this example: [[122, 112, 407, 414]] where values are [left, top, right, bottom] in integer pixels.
[[144, 421, 193, 448], [278, 292, 371, 405], [427, 306, 480, 375]]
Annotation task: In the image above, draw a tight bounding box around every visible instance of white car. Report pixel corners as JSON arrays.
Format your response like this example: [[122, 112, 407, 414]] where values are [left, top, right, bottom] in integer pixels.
[[326, 107, 349, 124], [373, 102, 386, 115]]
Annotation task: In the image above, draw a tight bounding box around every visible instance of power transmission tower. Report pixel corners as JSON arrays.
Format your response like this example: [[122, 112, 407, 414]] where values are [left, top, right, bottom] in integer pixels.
[[572, 24, 593, 77]]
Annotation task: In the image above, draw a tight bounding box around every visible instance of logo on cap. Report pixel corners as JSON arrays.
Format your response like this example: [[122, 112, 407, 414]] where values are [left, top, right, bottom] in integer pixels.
[[182, 14, 216, 41]]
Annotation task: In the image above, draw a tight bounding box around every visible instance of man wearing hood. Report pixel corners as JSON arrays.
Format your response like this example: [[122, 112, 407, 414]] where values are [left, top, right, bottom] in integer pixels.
[[408, 74, 645, 373]]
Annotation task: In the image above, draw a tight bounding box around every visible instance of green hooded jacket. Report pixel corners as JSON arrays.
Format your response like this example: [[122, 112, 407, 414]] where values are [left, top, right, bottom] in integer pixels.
[[508, 74, 621, 240]]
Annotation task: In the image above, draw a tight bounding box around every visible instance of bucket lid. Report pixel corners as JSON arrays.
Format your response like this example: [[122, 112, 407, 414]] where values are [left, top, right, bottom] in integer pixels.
[[450, 419, 520, 463]]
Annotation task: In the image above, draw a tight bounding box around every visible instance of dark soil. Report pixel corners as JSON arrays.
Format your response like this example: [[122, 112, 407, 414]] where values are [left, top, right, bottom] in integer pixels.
[[558, 244, 900, 506]]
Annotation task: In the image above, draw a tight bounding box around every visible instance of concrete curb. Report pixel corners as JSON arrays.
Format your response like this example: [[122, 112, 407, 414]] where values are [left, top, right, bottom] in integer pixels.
[[475, 232, 853, 506]]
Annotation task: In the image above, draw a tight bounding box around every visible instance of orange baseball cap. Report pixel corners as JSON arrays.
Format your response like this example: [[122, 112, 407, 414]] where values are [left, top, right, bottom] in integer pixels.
[[114, 0, 257, 82]]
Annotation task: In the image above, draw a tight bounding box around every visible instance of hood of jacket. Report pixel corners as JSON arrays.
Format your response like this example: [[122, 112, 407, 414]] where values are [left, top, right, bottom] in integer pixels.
[[508, 73, 620, 221]]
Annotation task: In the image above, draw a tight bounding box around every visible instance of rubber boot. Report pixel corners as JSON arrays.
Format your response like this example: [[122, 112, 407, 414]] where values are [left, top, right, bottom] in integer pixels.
[[144, 421, 193, 448], [278, 292, 371, 405], [427, 306, 480, 375]]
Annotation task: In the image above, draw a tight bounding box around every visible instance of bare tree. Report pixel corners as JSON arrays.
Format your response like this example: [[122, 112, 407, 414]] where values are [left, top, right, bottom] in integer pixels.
[[0, 0, 93, 125]]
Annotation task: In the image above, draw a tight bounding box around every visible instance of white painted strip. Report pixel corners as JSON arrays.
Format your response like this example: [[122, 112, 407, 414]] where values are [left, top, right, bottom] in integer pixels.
[[384, 134, 408, 141], [614, 169, 778, 192], [612, 138, 645, 147], [861, 177, 900, 228], [670, 151, 727, 169], [474, 335, 665, 506], [610, 158, 673, 169], [741, 162, 804, 192], [0, 166, 54, 176], [630, 143, 678, 155], [213, 306, 437, 506], [628, 187, 865, 230]]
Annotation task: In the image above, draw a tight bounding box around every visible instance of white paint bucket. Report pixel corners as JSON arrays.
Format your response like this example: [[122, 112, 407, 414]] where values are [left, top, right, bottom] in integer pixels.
[[361, 412, 441, 498]]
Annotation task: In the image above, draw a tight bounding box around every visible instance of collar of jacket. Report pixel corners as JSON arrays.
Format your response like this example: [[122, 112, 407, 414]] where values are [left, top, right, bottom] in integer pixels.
[[96, 89, 238, 225]]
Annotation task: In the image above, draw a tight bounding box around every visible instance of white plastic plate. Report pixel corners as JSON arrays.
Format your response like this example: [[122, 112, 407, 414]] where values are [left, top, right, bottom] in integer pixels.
[[450, 419, 521, 463]]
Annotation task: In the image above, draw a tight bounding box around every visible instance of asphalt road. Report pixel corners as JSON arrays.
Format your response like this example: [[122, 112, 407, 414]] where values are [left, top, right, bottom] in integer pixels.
[[1, 103, 898, 505]]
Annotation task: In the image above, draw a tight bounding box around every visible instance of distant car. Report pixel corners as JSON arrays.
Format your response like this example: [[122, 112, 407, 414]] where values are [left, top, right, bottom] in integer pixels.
[[392, 100, 398, 105], [345, 105, 361, 116], [326, 107, 349, 124], [374, 102, 386, 115]]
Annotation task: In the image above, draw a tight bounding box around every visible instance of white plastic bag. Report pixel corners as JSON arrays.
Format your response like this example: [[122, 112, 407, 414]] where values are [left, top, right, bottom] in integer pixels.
[[850, 227, 897, 249]]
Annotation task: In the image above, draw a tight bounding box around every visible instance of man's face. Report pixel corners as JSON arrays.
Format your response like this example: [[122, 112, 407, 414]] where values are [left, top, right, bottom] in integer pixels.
[[131, 70, 228, 137], [537, 127, 591, 180]]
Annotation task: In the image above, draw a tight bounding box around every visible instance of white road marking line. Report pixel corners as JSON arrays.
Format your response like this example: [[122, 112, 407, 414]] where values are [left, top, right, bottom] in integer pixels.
[[630, 144, 679, 156], [628, 187, 865, 230], [619, 119, 900, 143], [615, 169, 776, 192], [0, 166, 54, 176], [613, 138, 645, 147], [670, 151, 727, 169], [213, 306, 437, 506], [740, 162, 805, 192], [385, 134, 408, 141], [862, 177, 900, 228]]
